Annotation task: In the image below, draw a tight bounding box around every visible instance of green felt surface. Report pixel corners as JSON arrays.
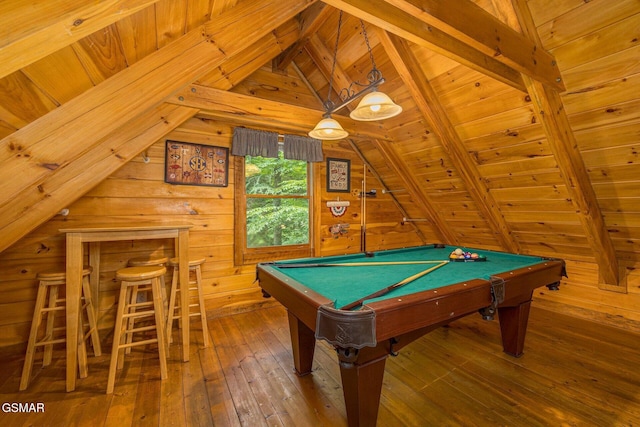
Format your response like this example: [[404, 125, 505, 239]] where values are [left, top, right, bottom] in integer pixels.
[[271, 245, 548, 309]]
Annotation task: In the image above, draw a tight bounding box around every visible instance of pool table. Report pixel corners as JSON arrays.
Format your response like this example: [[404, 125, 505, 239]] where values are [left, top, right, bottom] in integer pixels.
[[256, 245, 565, 427]]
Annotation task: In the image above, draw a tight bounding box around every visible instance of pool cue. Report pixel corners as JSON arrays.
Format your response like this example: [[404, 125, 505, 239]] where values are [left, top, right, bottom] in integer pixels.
[[361, 175, 366, 253], [339, 261, 449, 311], [274, 260, 449, 268]]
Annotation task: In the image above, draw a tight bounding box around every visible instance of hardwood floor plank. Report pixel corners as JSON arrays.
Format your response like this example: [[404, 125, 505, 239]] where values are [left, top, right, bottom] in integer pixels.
[[209, 316, 270, 426], [133, 350, 163, 425], [104, 346, 146, 425], [160, 342, 188, 427], [197, 335, 241, 427]]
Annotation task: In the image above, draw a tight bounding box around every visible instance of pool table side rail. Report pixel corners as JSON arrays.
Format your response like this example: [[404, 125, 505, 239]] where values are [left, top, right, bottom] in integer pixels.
[[492, 259, 565, 306], [366, 278, 494, 341]]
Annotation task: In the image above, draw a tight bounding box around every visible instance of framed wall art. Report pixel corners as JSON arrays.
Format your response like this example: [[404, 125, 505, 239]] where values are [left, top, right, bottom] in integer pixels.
[[165, 140, 229, 187], [326, 157, 350, 193]]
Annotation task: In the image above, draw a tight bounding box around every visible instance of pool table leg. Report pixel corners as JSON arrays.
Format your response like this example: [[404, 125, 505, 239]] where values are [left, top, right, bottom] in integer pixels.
[[498, 300, 532, 357], [288, 311, 315, 375], [338, 350, 387, 427]]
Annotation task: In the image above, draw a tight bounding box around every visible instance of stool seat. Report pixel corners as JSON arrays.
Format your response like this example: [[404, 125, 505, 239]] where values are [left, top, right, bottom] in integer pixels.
[[36, 266, 92, 281], [168, 257, 206, 267], [117, 266, 167, 281], [127, 256, 169, 267]]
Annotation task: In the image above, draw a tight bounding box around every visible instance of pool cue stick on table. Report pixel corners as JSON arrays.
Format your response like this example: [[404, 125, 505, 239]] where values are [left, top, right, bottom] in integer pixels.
[[339, 261, 449, 310], [274, 260, 449, 268]]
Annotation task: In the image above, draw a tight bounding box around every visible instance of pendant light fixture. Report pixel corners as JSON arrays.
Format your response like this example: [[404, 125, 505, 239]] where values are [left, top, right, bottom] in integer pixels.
[[308, 12, 402, 140]]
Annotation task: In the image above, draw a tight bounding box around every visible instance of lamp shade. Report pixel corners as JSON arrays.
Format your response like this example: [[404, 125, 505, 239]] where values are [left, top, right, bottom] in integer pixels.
[[308, 117, 349, 140], [349, 90, 402, 121]]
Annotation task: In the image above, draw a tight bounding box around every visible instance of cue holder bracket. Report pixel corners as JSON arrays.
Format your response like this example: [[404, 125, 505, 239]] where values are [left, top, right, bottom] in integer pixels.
[[315, 304, 376, 350], [359, 189, 377, 198]]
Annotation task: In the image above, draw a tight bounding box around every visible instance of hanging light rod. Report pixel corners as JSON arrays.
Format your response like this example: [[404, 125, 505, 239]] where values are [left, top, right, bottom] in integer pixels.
[[325, 72, 384, 116], [309, 12, 402, 140]]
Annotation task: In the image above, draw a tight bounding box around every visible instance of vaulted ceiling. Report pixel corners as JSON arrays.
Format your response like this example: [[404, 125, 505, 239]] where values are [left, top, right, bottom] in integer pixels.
[[2, 0, 638, 290]]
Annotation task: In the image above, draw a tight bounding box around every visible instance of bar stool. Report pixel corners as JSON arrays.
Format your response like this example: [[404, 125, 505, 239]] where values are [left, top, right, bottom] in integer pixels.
[[127, 256, 169, 312], [107, 266, 168, 394], [20, 266, 101, 391], [166, 257, 211, 347]]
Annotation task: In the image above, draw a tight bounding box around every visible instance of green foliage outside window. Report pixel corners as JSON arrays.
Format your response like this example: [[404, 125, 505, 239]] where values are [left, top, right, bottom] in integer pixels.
[[245, 152, 309, 248]]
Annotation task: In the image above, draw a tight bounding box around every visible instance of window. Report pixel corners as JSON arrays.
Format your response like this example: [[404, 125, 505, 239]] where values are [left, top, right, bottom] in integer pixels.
[[235, 149, 312, 265]]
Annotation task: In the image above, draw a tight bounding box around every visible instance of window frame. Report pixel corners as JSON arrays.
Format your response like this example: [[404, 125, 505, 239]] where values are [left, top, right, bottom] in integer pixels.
[[234, 155, 314, 266]]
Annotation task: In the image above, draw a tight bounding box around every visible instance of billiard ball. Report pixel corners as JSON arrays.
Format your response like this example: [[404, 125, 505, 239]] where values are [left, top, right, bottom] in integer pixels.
[[453, 248, 463, 256]]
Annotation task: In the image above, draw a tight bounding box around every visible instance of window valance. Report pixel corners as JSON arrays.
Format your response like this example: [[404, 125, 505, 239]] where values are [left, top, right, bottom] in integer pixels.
[[231, 127, 323, 163]]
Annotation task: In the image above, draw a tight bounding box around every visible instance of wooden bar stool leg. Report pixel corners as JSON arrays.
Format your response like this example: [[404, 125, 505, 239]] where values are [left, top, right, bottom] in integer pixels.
[[194, 265, 211, 347], [107, 282, 130, 394], [20, 282, 50, 391], [151, 276, 168, 380], [77, 310, 89, 379], [166, 268, 179, 345], [42, 283, 60, 367], [81, 273, 102, 356]]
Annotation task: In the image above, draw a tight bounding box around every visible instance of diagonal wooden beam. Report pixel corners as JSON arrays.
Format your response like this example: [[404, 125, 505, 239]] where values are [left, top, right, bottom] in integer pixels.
[[304, 33, 354, 104], [512, 0, 619, 288], [273, 2, 333, 72], [379, 30, 521, 253], [0, 0, 160, 80], [0, 0, 316, 253], [384, 0, 564, 91], [321, 0, 526, 92], [0, 104, 198, 253]]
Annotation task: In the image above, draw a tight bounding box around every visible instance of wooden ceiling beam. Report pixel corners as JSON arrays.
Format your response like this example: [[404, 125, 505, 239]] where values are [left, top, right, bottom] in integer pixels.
[[0, 104, 197, 253], [273, 2, 333, 72], [0, 0, 316, 252], [0, 0, 160, 80], [386, 0, 564, 91], [304, 33, 353, 104], [320, 0, 526, 92], [512, 0, 620, 288], [168, 84, 388, 140], [379, 30, 521, 253]]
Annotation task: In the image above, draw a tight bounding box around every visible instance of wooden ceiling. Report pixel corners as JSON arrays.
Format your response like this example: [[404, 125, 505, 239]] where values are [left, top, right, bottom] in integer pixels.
[[1, 0, 639, 290]]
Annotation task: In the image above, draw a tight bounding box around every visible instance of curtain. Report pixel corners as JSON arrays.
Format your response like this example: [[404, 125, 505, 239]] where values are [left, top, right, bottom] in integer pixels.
[[231, 127, 279, 158], [232, 127, 324, 162], [283, 134, 323, 163]]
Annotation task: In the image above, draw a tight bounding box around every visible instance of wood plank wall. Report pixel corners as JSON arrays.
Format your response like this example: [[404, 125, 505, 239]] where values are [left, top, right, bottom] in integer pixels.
[[0, 117, 423, 351]]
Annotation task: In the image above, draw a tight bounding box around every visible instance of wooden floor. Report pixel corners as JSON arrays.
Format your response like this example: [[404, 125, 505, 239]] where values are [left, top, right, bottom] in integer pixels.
[[2, 304, 640, 426]]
